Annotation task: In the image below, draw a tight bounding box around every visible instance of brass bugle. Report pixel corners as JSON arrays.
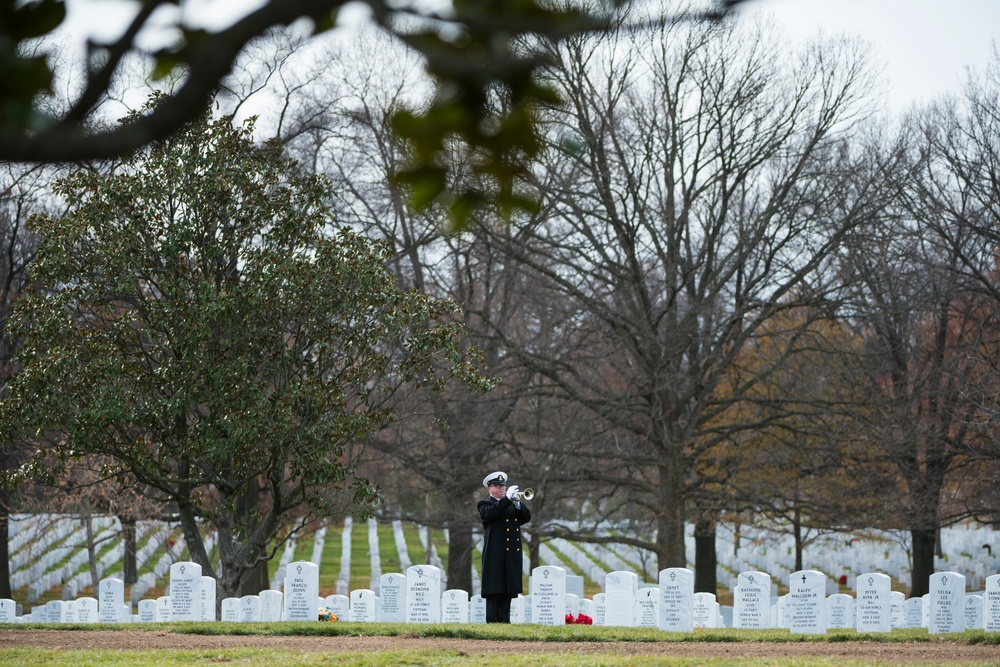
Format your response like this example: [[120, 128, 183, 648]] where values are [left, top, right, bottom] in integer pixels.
[[517, 488, 534, 501]]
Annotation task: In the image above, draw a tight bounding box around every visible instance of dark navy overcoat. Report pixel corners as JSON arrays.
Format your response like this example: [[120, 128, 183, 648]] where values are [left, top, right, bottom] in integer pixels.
[[477, 496, 531, 597]]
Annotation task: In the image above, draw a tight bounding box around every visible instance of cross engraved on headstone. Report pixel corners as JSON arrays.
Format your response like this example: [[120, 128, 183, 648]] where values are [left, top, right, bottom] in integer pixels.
[[670, 572, 676, 582], [942, 576, 949, 586], [801, 574, 807, 583], [180, 565, 186, 575], [868, 576, 874, 586], [296, 565, 302, 575], [543, 569, 550, 578], [748, 575, 755, 584]]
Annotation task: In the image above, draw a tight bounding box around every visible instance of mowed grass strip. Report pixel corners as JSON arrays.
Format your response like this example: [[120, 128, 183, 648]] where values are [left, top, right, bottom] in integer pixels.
[[7, 622, 997, 644], [0, 647, 909, 667]]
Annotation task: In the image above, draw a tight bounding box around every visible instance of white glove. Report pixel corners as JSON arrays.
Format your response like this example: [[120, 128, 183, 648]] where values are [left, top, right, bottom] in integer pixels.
[[506, 485, 519, 500]]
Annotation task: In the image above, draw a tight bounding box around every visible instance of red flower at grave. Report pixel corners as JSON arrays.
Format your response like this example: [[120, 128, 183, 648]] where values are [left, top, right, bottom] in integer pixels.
[[565, 613, 593, 625]]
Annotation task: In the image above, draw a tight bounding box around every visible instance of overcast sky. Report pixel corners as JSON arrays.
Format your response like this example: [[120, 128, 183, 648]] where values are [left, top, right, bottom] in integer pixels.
[[62, 0, 1000, 113], [739, 0, 1000, 111]]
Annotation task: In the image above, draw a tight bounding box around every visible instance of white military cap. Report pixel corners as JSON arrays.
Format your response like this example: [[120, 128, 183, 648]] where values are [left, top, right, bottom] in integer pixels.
[[482, 471, 507, 487]]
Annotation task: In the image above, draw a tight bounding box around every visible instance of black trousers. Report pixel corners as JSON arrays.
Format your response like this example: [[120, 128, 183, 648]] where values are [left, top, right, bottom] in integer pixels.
[[485, 595, 514, 623]]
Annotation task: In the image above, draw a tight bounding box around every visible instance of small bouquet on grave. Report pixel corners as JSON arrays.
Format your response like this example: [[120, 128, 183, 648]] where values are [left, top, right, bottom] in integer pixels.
[[565, 613, 593, 625], [318, 606, 339, 622]]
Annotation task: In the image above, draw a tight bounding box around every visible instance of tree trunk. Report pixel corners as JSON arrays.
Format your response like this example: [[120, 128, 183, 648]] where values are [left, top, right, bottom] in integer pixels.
[[693, 517, 717, 593], [447, 520, 472, 594], [83, 509, 99, 588], [239, 548, 269, 596], [121, 515, 137, 584], [0, 487, 11, 598], [656, 460, 686, 570], [911, 527, 936, 597], [793, 507, 804, 572]]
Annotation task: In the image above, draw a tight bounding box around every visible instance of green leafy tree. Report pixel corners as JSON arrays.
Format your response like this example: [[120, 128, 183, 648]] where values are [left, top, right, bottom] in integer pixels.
[[1, 102, 490, 599]]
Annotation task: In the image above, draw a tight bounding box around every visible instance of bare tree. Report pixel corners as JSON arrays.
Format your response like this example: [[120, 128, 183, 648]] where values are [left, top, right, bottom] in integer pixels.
[[489, 16, 885, 584]]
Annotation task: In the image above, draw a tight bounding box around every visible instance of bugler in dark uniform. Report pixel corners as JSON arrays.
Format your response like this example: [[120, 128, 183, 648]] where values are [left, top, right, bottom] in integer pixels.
[[477, 470, 531, 623]]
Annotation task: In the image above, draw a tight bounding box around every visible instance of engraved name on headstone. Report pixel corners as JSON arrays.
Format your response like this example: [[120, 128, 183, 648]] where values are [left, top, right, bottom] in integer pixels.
[[168, 562, 203, 622], [658, 567, 693, 632], [787, 570, 826, 635], [734, 571, 772, 629], [856, 573, 891, 633], [405, 565, 441, 624], [531, 566, 566, 626]]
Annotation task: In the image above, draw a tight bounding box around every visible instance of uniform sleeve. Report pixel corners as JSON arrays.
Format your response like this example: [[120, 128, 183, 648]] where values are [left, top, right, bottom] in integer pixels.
[[478, 497, 511, 525], [516, 503, 531, 525]]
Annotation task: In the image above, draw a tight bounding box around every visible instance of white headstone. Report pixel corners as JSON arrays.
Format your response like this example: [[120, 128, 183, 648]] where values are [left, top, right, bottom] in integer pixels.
[[379, 573, 406, 623], [604, 571, 639, 627], [138, 599, 158, 623], [98, 577, 125, 623], [904, 596, 923, 629], [510, 595, 525, 624], [965, 594, 984, 631], [692, 592, 718, 629], [75, 598, 98, 624], [405, 565, 442, 623], [284, 561, 320, 621], [826, 594, 855, 629], [565, 593, 580, 617], [156, 596, 172, 622], [221, 597, 240, 622], [0, 599, 14, 623], [531, 565, 566, 626], [734, 571, 772, 629], [350, 589, 378, 622], [45, 600, 66, 623], [787, 570, 826, 635], [566, 575, 585, 598], [199, 576, 216, 621], [239, 595, 260, 622], [441, 589, 469, 623], [985, 575, 1000, 632], [593, 592, 607, 626], [259, 590, 284, 622], [580, 598, 595, 621], [637, 587, 659, 628], [890, 591, 906, 628], [856, 573, 891, 633], [470, 594, 486, 624], [325, 594, 350, 622], [928, 571, 965, 634], [169, 562, 203, 621], [658, 567, 694, 632]]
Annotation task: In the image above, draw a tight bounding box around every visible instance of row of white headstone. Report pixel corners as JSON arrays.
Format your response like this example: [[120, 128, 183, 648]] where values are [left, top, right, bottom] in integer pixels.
[[4, 560, 1000, 633]]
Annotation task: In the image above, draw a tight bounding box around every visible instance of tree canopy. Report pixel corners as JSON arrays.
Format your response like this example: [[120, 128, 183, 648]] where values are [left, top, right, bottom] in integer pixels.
[[0, 100, 490, 597]]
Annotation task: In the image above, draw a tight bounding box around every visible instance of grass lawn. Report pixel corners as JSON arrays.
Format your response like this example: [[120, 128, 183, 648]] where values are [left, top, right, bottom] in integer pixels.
[[0, 624, 997, 666]]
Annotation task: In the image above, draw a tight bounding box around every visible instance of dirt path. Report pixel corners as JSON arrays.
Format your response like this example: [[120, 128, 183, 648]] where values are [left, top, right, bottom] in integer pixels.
[[4, 629, 1000, 663]]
